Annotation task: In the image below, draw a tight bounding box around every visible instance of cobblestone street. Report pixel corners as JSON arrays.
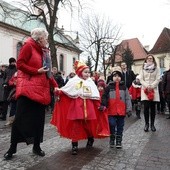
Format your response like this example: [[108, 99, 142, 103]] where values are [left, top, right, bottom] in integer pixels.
[[0, 112, 170, 170]]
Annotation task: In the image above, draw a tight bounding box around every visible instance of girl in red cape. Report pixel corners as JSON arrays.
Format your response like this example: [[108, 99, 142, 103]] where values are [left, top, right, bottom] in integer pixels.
[[51, 61, 109, 155]]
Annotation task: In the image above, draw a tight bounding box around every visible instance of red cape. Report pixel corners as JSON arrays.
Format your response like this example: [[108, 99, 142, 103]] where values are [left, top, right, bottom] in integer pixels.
[[51, 93, 110, 141]]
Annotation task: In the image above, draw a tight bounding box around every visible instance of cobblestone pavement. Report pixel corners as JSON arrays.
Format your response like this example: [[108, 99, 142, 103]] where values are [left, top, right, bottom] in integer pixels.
[[0, 112, 170, 170]]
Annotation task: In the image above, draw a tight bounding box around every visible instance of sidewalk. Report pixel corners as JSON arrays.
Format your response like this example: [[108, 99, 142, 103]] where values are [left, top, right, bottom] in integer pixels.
[[0, 113, 170, 170]]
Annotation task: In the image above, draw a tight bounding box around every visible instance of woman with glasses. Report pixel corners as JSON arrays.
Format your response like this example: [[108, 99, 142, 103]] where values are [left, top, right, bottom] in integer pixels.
[[139, 54, 160, 132]]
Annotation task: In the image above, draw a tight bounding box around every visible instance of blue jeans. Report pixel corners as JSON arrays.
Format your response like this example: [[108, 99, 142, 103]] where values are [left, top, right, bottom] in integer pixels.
[[108, 116, 125, 136]]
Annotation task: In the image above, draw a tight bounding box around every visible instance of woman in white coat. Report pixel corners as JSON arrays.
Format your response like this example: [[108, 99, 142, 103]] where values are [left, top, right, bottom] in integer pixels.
[[139, 54, 160, 132]]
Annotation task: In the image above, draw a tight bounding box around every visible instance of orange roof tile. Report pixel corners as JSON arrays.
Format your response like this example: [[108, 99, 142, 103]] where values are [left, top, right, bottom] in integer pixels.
[[149, 27, 170, 54], [115, 38, 148, 62]]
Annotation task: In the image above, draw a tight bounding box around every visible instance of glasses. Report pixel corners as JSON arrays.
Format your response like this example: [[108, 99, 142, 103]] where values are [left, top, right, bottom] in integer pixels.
[[147, 57, 153, 60]]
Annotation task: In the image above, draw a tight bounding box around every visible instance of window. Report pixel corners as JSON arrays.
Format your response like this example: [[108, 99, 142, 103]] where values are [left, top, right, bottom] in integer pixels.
[[16, 42, 23, 58], [73, 57, 76, 66], [59, 54, 64, 71], [159, 58, 164, 68]]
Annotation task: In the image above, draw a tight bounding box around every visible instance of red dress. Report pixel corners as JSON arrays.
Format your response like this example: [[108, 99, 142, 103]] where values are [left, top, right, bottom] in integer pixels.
[[51, 76, 110, 141]]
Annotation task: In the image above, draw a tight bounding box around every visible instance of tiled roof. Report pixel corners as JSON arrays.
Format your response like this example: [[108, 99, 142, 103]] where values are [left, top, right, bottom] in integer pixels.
[[115, 38, 148, 62], [149, 27, 170, 54]]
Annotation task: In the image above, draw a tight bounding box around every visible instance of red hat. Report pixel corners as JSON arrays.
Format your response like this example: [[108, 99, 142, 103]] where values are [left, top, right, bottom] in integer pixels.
[[74, 60, 89, 76], [97, 79, 106, 88]]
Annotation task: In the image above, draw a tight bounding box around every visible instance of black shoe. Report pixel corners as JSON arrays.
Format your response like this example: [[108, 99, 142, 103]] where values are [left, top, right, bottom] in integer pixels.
[[144, 124, 149, 132], [0, 116, 6, 121], [116, 140, 122, 149], [4, 148, 16, 160], [33, 149, 45, 157], [166, 116, 170, 119], [86, 137, 94, 148], [151, 125, 156, 132], [72, 146, 78, 155]]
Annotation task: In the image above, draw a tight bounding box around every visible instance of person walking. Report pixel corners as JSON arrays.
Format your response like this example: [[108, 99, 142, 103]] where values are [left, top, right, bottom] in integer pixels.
[[51, 61, 109, 155], [99, 66, 132, 148], [4, 27, 58, 160], [139, 54, 160, 132]]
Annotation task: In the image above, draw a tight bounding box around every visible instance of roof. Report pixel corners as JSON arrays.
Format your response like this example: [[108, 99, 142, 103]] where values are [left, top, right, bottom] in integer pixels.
[[115, 38, 148, 62], [0, 0, 82, 53], [149, 27, 170, 54]]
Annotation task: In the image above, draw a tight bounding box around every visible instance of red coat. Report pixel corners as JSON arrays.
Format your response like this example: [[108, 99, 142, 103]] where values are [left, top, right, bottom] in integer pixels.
[[16, 38, 58, 105], [129, 83, 141, 100]]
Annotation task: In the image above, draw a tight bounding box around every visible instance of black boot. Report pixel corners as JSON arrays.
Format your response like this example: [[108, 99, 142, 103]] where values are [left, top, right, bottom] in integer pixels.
[[32, 147, 45, 157], [144, 124, 149, 132], [86, 137, 94, 148], [72, 142, 78, 155], [151, 112, 156, 132], [116, 135, 122, 149], [136, 111, 141, 119], [166, 115, 170, 119], [4, 143, 17, 160], [151, 124, 156, 132], [110, 134, 115, 148]]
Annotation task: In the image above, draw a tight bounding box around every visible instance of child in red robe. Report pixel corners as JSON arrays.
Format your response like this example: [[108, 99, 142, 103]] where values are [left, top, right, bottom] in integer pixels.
[[51, 61, 109, 155]]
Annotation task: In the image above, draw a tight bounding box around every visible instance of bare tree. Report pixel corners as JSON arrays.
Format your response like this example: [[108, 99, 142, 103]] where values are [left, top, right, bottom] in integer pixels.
[[79, 14, 121, 79], [0, 0, 85, 68]]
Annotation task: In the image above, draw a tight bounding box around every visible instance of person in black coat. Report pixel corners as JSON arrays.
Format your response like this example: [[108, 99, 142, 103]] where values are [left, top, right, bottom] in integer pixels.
[[120, 62, 136, 89], [0, 58, 17, 121]]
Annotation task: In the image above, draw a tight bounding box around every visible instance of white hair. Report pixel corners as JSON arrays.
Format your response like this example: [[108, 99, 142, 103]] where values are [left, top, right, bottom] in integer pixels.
[[31, 28, 48, 41]]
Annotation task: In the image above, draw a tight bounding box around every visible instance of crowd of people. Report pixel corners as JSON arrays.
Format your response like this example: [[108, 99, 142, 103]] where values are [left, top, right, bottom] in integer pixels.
[[1, 27, 170, 160]]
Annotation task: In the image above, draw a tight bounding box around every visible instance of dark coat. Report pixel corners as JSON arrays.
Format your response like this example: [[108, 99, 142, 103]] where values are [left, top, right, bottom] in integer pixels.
[[3, 65, 17, 101], [122, 70, 136, 89], [162, 69, 170, 101]]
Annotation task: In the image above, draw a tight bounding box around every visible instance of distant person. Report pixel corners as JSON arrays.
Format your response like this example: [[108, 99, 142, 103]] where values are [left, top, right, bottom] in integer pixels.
[[162, 64, 170, 119], [157, 76, 165, 115], [0, 58, 17, 121], [4, 27, 58, 160], [139, 54, 160, 132], [0, 64, 6, 115], [121, 62, 136, 89], [65, 72, 76, 84], [52, 67, 65, 88], [129, 75, 142, 119]]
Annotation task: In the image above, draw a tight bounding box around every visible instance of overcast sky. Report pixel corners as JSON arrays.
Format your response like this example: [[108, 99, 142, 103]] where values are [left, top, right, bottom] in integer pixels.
[[4, 0, 170, 49], [57, 0, 170, 49]]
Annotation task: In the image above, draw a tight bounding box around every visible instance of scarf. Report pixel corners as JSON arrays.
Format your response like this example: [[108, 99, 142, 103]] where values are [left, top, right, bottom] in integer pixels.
[[143, 63, 155, 73], [42, 48, 52, 78]]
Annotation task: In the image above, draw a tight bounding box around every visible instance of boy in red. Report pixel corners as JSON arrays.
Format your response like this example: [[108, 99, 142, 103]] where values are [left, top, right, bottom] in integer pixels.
[[99, 66, 132, 148], [51, 61, 109, 155], [129, 75, 142, 119]]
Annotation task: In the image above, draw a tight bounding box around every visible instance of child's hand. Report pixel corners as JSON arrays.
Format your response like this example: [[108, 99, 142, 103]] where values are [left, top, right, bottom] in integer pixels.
[[98, 106, 106, 112]]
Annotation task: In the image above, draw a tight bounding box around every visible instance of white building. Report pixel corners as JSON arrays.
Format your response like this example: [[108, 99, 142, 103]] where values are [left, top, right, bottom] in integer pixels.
[[0, 0, 82, 76]]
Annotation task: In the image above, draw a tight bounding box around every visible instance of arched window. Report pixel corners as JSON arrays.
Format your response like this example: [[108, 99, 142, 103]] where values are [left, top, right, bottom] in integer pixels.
[[16, 42, 23, 58], [59, 54, 64, 71]]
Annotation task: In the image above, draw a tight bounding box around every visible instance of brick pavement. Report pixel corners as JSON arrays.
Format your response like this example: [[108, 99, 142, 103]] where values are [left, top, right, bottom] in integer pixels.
[[0, 112, 170, 170]]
